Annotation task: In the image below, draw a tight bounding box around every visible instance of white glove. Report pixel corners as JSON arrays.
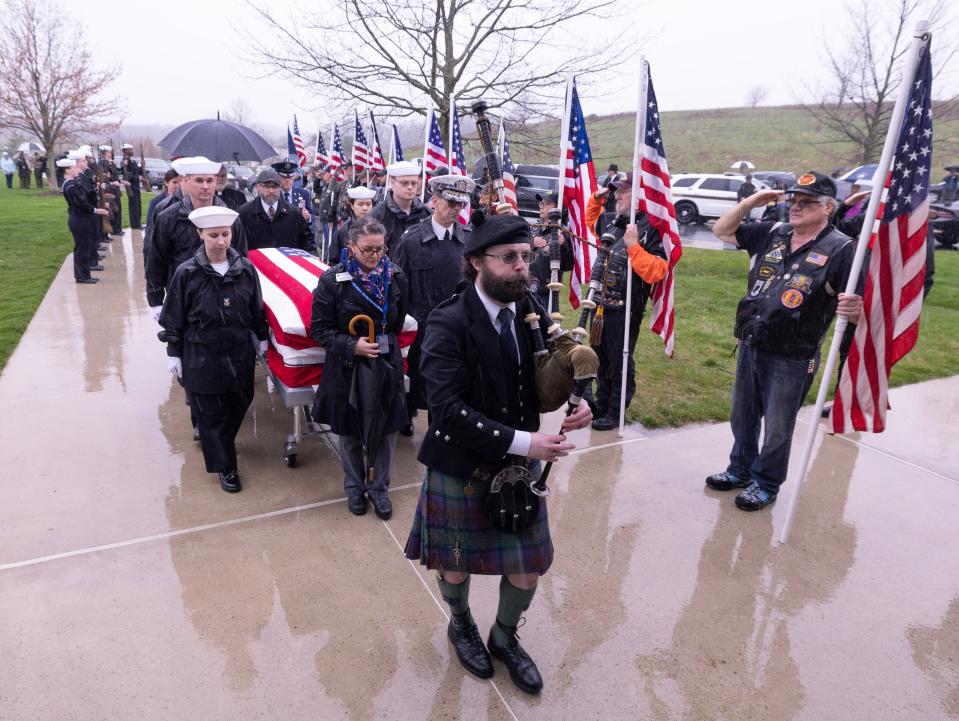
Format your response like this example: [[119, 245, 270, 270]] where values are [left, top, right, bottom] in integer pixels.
[[168, 357, 182, 379], [150, 305, 163, 322], [258, 340, 269, 358]]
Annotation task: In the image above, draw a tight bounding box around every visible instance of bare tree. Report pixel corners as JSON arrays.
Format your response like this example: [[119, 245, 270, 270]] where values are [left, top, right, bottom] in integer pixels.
[[241, 0, 625, 132], [225, 97, 253, 125], [747, 85, 768, 108], [799, 0, 958, 164], [0, 0, 122, 188]]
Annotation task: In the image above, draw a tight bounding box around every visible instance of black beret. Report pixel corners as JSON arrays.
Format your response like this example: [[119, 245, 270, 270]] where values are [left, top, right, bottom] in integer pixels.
[[464, 211, 531, 256]]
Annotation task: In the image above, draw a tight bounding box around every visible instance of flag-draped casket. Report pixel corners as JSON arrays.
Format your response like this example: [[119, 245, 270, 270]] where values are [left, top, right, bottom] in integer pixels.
[[248, 247, 417, 388]]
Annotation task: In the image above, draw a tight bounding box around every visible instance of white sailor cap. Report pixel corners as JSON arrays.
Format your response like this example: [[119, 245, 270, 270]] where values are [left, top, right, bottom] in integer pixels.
[[386, 160, 420, 177], [171, 156, 221, 175], [429, 174, 475, 203], [188, 205, 239, 229], [98, 144, 111, 151], [67, 150, 85, 160], [347, 186, 377, 200], [78, 145, 93, 156], [120, 143, 134, 150], [56, 158, 76, 168]]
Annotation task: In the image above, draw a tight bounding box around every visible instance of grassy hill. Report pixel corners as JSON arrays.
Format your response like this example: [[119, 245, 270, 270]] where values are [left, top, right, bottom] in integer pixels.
[[485, 104, 959, 177]]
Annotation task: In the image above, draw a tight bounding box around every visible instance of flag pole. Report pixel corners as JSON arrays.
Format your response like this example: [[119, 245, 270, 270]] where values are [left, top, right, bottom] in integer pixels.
[[555, 74, 574, 217], [618, 57, 649, 438], [778, 20, 931, 545], [447, 95, 456, 174], [421, 104, 431, 203]]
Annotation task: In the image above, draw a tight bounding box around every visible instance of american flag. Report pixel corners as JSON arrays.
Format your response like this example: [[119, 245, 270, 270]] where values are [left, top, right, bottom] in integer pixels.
[[448, 99, 470, 223], [368, 110, 386, 172], [637, 63, 683, 356], [562, 80, 598, 309], [390, 124, 404, 163], [497, 121, 518, 209], [424, 107, 447, 174], [292, 115, 308, 168], [832, 41, 932, 433], [286, 126, 297, 165], [314, 125, 329, 166], [352, 110, 371, 171], [330, 124, 346, 179]]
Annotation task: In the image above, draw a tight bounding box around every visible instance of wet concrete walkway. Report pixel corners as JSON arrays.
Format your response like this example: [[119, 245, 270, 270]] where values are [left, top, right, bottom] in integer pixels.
[[1, 231, 957, 720]]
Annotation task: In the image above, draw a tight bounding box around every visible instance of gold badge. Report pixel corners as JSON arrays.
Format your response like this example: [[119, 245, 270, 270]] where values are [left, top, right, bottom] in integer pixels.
[[781, 289, 804, 308], [757, 265, 775, 279], [797, 173, 816, 186]]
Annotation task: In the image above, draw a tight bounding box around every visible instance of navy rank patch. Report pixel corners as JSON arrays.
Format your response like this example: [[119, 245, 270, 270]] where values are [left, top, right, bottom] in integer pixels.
[[805, 252, 829, 267], [764, 245, 784, 263], [786, 274, 813, 292], [757, 265, 775, 279], [781, 289, 804, 308]]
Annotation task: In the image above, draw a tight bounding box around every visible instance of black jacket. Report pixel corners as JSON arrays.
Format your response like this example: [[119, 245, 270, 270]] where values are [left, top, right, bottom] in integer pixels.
[[62, 178, 96, 217], [157, 247, 268, 394], [369, 191, 431, 248], [309, 261, 409, 437], [237, 197, 315, 253], [528, 225, 574, 298], [147, 195, 248, 307], [591, 213, 665, 323], [217, 187, 246, 211], [390, 216, 470, 324], [417, 284, 546, 478]]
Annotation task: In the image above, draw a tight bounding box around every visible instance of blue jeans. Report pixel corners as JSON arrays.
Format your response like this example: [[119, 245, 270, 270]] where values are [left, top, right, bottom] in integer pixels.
[[339, 433, 396, 500], [726, 345, 816, 494]]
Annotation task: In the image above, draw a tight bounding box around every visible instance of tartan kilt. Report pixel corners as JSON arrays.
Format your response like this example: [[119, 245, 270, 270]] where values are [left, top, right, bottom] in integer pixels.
[[404, 465, 554, 576]]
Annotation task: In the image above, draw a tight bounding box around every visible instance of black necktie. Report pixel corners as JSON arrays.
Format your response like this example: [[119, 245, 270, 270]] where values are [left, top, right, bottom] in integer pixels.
[[286, 192, 292, 205], [497, 307, 518, 366], [443, 230, 451, 243], [268, 205, 275, 220]]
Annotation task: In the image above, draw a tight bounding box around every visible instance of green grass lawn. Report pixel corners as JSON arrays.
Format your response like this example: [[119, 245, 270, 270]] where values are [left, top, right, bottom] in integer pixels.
[[0, 188, 151, 369], [0, 188, 955, 430]]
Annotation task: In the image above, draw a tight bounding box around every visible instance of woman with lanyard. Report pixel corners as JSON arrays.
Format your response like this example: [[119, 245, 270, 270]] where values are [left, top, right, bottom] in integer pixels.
[[310, 215, 409, 519], [158, 206, 269, 493]]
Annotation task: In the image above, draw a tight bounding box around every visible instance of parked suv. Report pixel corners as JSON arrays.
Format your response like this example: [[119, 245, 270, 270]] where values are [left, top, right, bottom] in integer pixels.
[[670, 173, 770, 224], [143, 157, 172, 190]]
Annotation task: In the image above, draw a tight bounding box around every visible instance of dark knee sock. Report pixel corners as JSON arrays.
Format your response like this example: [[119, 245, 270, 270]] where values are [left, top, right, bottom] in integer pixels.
[[492, 576, 537, 645], [437, 574, 471, 618]]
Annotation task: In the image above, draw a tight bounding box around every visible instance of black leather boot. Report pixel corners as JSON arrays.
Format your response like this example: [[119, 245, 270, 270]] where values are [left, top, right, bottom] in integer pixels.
[[487, 622, 543, 694], [448, 612, 493, 679]]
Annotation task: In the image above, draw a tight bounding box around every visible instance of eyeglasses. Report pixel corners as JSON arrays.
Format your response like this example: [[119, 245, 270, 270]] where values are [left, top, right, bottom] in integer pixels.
[[483, 250, 533, 265], [786, 198, 825, 210], [393, 179, 418, 188], [354, 245, 387, 257]]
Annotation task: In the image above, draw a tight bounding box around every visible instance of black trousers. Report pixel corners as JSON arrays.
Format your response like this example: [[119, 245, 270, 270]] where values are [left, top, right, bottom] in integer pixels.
[[190, 386, 253, 473], [593, 307, 640, 420], [110, 193, 122, 233], [68, 215, 92, 280], [127, 187, 142, 229]]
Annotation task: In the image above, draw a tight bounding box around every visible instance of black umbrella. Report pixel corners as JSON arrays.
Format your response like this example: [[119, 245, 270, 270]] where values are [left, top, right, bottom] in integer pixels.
[[347, 314, 401, 484], [158, 114, 277, 162]]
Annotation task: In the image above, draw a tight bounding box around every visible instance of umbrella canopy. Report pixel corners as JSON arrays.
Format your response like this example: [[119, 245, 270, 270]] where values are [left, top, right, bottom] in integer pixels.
[[158, 117, 276, 162], [731, 160, 755, 170], [347, 314, 403, 483], [17, 141, 44, 153]]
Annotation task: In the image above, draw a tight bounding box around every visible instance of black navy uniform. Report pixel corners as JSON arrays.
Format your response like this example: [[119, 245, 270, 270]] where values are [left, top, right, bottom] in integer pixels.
[[120, 155, 143, 229], [369, 191, 431, 249], [61, 177, 96, 281], [97, 156, 122, 234]]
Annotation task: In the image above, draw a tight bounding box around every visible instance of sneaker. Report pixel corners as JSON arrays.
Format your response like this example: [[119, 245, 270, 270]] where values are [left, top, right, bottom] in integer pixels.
[[735, 481, 777, 511], [705, 471, 751, 491]]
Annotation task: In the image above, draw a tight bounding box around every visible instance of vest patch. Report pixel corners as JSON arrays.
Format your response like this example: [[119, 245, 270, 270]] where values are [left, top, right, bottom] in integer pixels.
[[805, 252, 829, 267], [764, 245, 784, 263], [757, 265, 775, 279], [786, 274, 813, 292], [781, 289, 804, 308]]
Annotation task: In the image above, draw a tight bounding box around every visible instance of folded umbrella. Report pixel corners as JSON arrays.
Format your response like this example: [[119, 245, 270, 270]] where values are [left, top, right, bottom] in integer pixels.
[[158, 115, 277, 162]]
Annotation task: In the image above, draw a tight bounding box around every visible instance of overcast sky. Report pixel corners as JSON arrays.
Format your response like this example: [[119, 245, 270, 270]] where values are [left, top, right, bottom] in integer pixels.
[[76, 0, 957, 129]]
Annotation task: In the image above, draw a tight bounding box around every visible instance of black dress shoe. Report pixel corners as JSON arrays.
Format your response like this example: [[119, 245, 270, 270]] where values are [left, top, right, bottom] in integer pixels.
[[487, 626, 543, 694], [705, 471, 751, 491], [369, 494, 393, 520], [347, 491, 368, 515], [89, 265, 105, 271], [590, 415, 618, 431], [448, 613, 493, 679], [76, 277, 98, 284], [398, 422, 414, 437], [218, 470, 241, 493], [192, 427, 200, 442]]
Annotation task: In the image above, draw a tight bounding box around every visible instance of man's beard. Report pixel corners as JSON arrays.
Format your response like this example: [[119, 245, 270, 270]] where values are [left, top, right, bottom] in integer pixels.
[[480, 272, 528, 303]]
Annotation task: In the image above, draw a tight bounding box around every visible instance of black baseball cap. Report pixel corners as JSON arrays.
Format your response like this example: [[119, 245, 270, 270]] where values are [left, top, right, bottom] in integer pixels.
[[784, 170, 837, 198], [535, 190, 558, 205]]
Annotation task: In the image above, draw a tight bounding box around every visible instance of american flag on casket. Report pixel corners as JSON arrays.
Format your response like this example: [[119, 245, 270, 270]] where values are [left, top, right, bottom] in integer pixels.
[[248, 248, 418, 389]]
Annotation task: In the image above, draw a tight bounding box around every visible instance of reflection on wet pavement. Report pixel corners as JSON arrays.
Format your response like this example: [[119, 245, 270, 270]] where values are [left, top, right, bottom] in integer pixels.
[[0, 230, 957, 720]]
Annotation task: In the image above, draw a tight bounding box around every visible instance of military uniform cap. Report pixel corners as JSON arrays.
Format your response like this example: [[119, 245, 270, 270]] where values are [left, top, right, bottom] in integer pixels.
[[188, 205, 239, 229], [347, 186, 377, 200], [464, 211, 531, 256], [386, 160, 420, 177], [98, 144, 111, 151], [120, 143, 134, 150], [271, 161, 299, 176], [171, 156, 221, 175], [56, 158, 76, 168], [66, 150, 85, 160], [429, 174, 475, 204], [785, 170, 837, 198]]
